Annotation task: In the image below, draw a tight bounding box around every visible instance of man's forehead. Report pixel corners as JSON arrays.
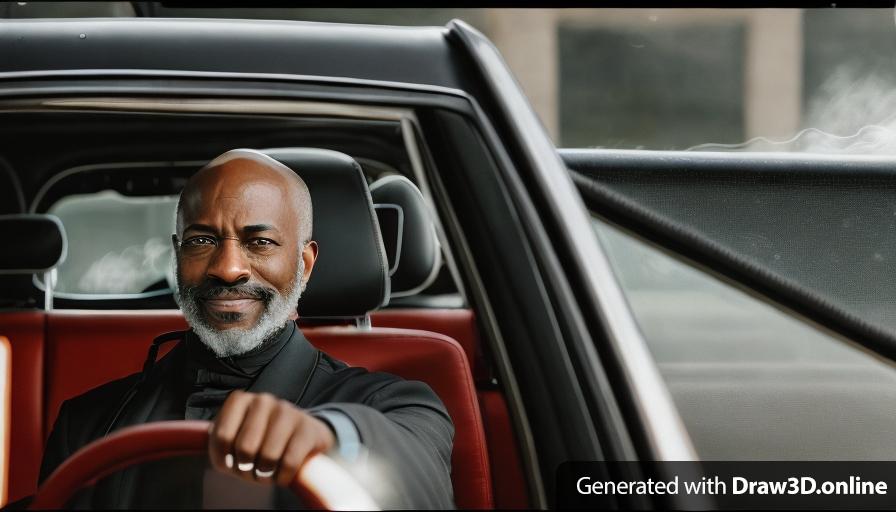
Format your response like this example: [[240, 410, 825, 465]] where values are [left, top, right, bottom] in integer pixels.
[[197, 156, 294, 185], [179, 158, 301, 228], [202, 149, 294, 175]]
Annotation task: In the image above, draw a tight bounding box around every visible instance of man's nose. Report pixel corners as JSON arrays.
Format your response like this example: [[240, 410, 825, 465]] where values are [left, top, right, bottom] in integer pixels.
[[206, 238, 251, 284]]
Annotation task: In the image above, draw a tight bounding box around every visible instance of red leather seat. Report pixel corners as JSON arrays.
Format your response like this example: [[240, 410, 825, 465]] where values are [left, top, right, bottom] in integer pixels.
[[44, 311, 187, 432], [372, 308, 489, 383], [370, 168, 527, 507], [43, 311, 493, 509], [372, 308, 529, 509], [305, 326, 492, 509]]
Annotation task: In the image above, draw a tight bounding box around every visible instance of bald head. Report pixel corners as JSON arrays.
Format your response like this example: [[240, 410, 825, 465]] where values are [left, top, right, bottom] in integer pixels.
[[176, 149, 313, 243]]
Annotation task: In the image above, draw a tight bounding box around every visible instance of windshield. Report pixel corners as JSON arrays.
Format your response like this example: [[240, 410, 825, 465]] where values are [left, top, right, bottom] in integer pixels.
[[4, 5, 889, 153]]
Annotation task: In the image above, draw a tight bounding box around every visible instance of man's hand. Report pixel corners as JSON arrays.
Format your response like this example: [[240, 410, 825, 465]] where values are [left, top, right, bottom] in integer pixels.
[[209, 390, 336, 487]]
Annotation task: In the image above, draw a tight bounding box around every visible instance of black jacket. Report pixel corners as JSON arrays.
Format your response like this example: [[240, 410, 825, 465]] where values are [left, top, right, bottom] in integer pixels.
[[37, 323, 455, 509]]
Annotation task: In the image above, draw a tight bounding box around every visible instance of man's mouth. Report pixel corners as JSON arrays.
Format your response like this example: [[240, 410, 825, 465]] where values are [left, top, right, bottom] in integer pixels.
[[200, 297, 262, 314]]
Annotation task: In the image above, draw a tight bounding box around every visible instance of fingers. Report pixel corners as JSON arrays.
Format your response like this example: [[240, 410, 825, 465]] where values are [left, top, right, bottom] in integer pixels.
[[273, 415, 337, 487], [232, 394, 278, 476], [254, 403, 299, 482], [209, 390, 253, 473], [208, 391, 337, 487]]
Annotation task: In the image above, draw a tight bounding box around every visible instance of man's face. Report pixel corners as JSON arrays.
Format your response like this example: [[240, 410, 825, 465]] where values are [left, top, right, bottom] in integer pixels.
[[173, 157, 316, 356]]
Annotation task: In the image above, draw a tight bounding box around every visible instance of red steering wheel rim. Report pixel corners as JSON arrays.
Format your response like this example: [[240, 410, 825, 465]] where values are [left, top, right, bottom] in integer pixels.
[[28, 420, 332, 509]]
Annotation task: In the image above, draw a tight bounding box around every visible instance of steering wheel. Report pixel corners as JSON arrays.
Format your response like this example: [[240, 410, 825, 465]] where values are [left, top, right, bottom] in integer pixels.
[[28, 420, 379, 510]]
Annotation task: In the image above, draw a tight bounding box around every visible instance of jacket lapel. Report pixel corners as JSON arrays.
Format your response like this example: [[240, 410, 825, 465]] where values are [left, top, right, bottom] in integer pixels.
[[104, 341, 187, 508], [247, 322, 320, 406]]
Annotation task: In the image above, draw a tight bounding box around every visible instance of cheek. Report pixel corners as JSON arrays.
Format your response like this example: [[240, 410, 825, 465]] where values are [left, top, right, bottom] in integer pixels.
[[252, 254, 299, 294], [176, 256, 206, 285]]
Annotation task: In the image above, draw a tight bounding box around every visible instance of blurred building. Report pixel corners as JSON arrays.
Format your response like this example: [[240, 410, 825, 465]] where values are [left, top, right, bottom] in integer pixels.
[[3, 4, 894, 150]]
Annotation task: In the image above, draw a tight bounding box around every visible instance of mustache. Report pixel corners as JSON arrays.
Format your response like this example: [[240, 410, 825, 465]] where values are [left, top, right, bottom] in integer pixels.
[[185, 280, 277, 302]]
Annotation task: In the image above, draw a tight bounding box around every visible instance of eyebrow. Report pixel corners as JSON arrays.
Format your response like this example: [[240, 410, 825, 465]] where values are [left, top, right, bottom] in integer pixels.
[[243, 224, 280, 235], [182, 223, 280, 235], [183, 223, 216, 234]]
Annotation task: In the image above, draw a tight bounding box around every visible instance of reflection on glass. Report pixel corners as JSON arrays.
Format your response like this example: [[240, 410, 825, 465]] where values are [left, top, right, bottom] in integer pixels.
[[47, 191, 177, 295], [592, 216, 896, 461]]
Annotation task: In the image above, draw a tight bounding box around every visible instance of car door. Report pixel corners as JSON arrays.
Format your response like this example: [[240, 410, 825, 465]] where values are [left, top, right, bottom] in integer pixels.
[[562, 147, 896, 465], [451, 16, 896, 507], [447, 21, 705, 510]]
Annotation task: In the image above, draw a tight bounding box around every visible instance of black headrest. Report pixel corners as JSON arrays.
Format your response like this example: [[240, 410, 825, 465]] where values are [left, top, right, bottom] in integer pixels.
[[261, 148, 389, 318], [0, 214, 67, 273], [370, 176, 441, 298]]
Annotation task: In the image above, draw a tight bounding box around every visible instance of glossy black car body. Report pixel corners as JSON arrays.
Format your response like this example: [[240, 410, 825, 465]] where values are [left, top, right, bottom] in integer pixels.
[[1, 18, 689, 509], [7, 15, 892, 510]]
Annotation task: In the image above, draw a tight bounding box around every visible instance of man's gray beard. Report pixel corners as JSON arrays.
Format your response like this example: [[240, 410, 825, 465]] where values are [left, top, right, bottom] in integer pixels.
[[174, 259, 306, 358]]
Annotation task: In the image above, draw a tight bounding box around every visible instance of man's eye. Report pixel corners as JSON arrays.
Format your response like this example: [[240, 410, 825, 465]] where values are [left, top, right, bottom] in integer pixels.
[[248, 238, 276, 247], [183, 236, 216, 247]]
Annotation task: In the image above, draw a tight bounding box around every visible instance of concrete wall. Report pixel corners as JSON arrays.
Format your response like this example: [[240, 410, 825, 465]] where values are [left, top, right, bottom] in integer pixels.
[[486, 8, 805, 147]]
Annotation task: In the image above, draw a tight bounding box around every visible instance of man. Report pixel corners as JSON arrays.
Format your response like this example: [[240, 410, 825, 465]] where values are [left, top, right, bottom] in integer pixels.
[[35, 149, 455, 509]]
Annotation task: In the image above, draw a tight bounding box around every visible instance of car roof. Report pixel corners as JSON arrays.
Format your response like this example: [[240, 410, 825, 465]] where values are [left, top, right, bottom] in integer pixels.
[[0, 18, 468, 90]]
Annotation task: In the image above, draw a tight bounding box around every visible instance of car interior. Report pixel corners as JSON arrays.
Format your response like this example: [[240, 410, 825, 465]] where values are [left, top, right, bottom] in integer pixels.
[[0, 109, 530, 508], [10, 88, 896, 511]]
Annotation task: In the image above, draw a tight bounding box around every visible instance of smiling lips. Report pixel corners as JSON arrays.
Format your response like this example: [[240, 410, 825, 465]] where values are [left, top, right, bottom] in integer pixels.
[[201, 297, 261, 313]]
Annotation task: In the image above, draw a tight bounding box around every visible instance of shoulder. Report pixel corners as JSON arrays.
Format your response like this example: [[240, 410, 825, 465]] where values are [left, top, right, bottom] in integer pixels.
[[59, 339, 184, 427], [64, 372, 141, 409], [314, 350, 403, 397], [309, 350, 448, 412], [41, 371, 143, 482], [55, 372, 142, 433]]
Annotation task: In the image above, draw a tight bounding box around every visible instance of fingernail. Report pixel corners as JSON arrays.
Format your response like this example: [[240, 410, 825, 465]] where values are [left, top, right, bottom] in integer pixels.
[[255, 468, 275, 478], [225, 453, 234, 469], [237, 461, 254, 472]]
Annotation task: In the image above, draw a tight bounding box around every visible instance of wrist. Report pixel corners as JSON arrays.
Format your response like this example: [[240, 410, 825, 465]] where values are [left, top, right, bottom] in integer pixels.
[[310, 409, 362, 462], [311, 414, 337, 452]]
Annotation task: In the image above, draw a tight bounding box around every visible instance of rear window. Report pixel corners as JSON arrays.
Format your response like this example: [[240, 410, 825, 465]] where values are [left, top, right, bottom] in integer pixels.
[[46, 191, 177, 296]]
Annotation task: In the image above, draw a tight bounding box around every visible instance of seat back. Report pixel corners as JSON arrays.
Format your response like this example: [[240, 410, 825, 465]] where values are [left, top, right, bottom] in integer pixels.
[[43, 311, 187, 432], [262, 148, 389, 319], [305, 326, 491, 509], [369, 175, 441, 299], [42, 311, 492, 509], [370, 170, 523, 507]]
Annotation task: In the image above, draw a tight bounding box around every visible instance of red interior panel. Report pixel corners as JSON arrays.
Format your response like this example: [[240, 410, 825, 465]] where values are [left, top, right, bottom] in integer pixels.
[[0, 311, 45, 503], [478, 389, 530, 509]]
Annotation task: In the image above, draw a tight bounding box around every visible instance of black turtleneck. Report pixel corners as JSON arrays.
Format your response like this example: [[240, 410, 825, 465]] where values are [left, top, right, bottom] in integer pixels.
[[127, 322, 300, 509], [133, 321, 299, 428], [182, 322, 295, 420]]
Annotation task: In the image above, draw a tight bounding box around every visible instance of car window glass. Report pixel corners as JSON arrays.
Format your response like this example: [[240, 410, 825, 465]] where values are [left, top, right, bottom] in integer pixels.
[[591, 215, 896, 460], [46, 191, 176, 295]]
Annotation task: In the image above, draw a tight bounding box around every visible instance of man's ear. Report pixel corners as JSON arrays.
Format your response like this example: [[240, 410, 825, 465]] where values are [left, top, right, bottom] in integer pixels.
[[171, 234, 179, 253], [301, 241, 319, 286]]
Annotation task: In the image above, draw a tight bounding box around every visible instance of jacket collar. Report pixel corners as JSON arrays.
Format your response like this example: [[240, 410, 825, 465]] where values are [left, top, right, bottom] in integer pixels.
[[246, 321, 320, 405]]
